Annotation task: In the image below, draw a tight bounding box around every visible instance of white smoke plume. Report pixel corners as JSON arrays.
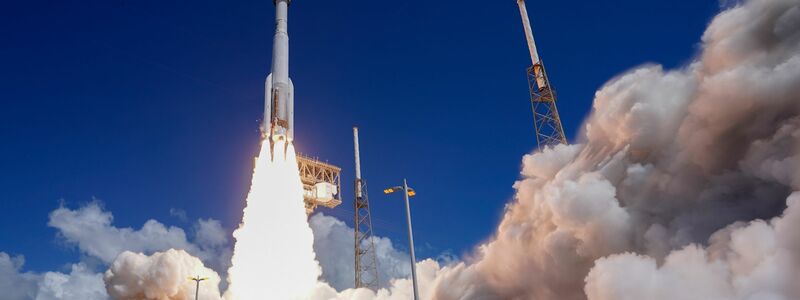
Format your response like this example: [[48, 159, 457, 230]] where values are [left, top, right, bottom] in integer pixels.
[[586, 193, 800, 300], [104, 249, 223, 300], [2, 200, 420, 299], [0, 201, 237, 300], [93, 211, 420, 300], [309, 259, 446, 300], [224, 140, 322, 300], [309, 213, 412, 291], [423, 0, 800, 299]]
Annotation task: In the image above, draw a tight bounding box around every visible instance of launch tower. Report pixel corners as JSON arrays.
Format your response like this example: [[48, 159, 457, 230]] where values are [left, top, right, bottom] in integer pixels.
[[298, 154, 342, 214], [352, 127, 379, 289], [517, 0, 567, 149]]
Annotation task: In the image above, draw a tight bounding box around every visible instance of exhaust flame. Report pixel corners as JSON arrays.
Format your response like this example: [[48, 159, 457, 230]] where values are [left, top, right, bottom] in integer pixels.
[[225, 139, 321, 300]]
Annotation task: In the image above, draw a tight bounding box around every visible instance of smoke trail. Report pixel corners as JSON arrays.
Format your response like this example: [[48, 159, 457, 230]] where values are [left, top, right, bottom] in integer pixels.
[[225, 140, 322, 300], [425, 0, 800, 299]]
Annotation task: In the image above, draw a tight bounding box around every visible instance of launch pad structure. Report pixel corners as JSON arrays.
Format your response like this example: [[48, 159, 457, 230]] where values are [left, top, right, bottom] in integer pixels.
[[298, 154, 343, 214], [352, 127, 379, 290], [517, 0, 567, 149]]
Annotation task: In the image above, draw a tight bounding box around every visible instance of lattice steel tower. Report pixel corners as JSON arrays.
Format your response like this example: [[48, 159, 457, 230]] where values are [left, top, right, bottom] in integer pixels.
[[517, 0, 567, 149], [353, 127, 379, 289]]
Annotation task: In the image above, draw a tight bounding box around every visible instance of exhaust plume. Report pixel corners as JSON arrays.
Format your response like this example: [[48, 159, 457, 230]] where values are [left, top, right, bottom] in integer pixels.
[[225, 140, 322, 300]]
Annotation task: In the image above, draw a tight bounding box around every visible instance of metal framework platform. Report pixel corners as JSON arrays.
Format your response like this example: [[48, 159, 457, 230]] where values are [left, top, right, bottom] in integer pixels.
[[516, 0, 567, 150], [297, 153, 342, 214], [352, 127, 379, 290], [527, 62, 566, 149]]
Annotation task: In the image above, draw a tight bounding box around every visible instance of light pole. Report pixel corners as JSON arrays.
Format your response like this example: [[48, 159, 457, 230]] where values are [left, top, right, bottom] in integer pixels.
[[188, 276, 208, 300], [384, 179, 419, 300]]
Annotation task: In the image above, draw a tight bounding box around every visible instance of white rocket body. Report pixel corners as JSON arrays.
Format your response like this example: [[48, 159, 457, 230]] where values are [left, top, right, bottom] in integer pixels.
[[262, 0, 294, 144]]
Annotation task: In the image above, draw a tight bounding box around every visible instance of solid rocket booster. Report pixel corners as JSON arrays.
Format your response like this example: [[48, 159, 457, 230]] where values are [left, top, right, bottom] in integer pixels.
[[262, 0, 294, 144]]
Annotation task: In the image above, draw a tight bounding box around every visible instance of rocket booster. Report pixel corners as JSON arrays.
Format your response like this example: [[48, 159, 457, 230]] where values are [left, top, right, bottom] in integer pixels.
[[262, 0, 294, 145]]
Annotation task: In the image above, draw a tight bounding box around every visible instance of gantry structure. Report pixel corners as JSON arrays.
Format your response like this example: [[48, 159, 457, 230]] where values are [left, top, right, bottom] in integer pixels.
[[352, 127, 379, 290], [297, 154, 342, 214], [517, 0, 567, 149]]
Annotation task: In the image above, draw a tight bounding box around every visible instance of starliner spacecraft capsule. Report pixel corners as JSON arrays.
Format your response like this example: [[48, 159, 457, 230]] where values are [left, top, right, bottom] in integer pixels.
[[262, 0, 294, 148]]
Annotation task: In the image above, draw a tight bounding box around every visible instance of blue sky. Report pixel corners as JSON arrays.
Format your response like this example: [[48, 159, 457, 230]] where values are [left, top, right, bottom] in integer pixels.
[[1, 0, 720, 273]]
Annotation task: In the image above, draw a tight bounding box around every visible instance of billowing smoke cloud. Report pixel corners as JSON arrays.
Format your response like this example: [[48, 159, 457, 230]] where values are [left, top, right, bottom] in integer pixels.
[[586, 193, 800, 299], [49, 202, 231, 271], [93, 212, 419, 300], [424, 0, 800, 299], [310, 213, 412, 291], [50, 202, 232, 299], [308, 259, 449, 300], [95, 212, 428, 300], [3, 202, 421, 299], [0, 202, 237, 299], [0, 252, 107, 300], [104, 249, 223, 300]]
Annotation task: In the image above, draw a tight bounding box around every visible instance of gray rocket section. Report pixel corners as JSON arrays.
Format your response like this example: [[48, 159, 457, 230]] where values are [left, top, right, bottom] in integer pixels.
[[263, 0, 294, 143]]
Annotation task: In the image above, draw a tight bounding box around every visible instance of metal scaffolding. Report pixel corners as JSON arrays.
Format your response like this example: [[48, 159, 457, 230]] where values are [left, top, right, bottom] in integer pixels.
[[517, 0, 567, 149], [353, 127, 379, 290], [527, 63, 566, 149], [297, 154, 342, 214]]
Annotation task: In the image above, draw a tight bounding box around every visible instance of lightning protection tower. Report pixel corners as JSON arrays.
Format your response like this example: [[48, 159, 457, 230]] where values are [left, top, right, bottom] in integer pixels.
[[517, 0, 567, 149], [353, 127, 379, 290]]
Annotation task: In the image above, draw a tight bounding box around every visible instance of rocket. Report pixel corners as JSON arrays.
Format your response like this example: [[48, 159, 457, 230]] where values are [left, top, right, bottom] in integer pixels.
[[262, 0, 294, 148]]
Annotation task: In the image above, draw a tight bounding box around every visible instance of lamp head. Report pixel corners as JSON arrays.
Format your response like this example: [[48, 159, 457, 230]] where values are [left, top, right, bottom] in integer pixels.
[[384, 186, 416, 197], [384, 186, 402, 194]]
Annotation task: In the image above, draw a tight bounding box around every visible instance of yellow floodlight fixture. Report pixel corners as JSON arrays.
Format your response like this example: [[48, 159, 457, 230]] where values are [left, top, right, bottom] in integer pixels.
[[384, 187, 401, 194], [384, 186, 415, 196], [188, 276, 208, 282], [189, 276, 208, 300]]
